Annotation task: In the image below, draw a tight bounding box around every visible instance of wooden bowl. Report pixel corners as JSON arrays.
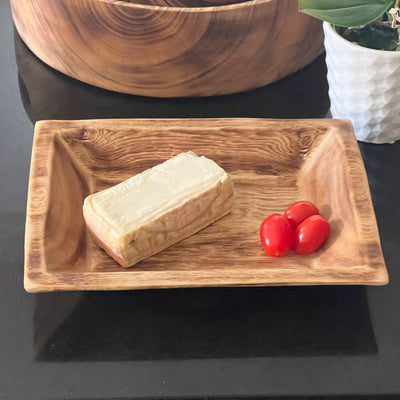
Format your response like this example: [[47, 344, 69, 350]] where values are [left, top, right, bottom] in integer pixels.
[[126, 0, 247, 6], [11, 0, 324, 97], [14, 28, 330, 123]]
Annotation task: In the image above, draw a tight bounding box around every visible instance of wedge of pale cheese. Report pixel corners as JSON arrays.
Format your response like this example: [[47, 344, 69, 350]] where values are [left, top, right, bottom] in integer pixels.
[[83, 152, 234, 268]]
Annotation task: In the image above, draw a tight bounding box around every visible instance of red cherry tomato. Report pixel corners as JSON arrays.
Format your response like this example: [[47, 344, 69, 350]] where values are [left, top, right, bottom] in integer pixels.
[[284, 201, 319, 229], [260, 214, 293, 257], [293, 215, 330, 254]]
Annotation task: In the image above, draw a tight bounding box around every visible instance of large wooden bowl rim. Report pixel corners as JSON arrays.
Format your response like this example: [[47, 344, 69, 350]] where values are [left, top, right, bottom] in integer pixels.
[[99, 0, 275, 12]]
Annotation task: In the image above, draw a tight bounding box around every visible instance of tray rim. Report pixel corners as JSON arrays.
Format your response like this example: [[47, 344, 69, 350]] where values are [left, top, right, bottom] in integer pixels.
[[24, 118, 389, 292]]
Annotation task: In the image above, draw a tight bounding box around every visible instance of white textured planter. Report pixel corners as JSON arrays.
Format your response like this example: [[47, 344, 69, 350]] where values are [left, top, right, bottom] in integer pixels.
[[323, 21, 400, 144]]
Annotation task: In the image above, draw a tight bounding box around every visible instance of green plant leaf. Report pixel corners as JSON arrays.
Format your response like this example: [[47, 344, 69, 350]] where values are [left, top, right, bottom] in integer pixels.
[[299, 0, 395, 27]]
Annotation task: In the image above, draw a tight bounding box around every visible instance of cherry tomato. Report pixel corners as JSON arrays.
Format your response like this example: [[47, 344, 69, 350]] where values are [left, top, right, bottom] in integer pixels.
[[260, 214, 293, 257], [284, 201, 319, 229], [293, 215, 330, 254]]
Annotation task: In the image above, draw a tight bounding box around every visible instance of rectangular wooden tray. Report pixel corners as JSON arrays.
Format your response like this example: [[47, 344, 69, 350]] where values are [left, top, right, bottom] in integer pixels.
[[25, 118, 388, 292]]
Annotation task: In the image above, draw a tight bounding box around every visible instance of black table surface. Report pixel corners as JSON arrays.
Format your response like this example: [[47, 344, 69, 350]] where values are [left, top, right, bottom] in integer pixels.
[[1, 1, 400, 399]]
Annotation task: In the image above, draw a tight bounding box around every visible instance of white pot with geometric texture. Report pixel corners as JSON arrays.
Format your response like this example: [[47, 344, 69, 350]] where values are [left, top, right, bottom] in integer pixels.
[[323, 21, 400, 144]]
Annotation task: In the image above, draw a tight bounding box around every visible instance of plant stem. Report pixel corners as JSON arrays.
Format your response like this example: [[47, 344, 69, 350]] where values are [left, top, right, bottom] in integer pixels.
[[375, 19, 392, 27]]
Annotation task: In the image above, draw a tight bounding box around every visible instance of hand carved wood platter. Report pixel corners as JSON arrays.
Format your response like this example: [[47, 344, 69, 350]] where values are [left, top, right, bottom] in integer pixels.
[[24, 118, 388, 292]]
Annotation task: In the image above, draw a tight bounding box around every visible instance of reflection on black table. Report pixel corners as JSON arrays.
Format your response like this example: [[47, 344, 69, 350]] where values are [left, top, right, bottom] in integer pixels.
[[34, 286, 377, 362]]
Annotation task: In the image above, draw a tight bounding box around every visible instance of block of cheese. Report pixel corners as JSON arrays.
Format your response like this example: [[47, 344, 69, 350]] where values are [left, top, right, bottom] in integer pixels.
[[83, 152, 234, 268]]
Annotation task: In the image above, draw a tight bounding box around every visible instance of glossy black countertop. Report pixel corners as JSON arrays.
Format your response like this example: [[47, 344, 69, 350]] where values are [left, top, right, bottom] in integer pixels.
[[1, 1, 400, 399]]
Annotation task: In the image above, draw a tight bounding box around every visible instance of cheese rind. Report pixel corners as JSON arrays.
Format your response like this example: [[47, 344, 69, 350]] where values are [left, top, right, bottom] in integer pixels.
[[83, 152, 234, 268]]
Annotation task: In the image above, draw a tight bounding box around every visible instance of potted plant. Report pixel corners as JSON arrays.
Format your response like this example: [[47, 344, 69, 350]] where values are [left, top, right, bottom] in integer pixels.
[[299, 0, 400, 143]]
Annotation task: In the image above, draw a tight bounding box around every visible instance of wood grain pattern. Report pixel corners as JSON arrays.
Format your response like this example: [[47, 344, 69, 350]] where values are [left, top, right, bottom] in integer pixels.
[[24, 118, 388, 292], [11, 0, 323, 97], [125, 0, 247, 6]]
